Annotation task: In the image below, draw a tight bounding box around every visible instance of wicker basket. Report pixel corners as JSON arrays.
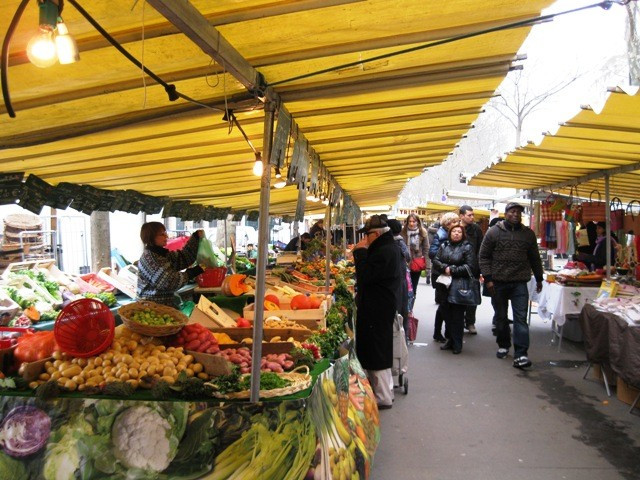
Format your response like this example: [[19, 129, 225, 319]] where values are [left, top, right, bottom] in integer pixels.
[[118, 300, 188, 337], [207, 365, 311, 400]]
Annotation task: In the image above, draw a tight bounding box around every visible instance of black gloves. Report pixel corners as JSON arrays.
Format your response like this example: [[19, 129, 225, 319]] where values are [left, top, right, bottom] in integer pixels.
[[186, 265, 204, 280]]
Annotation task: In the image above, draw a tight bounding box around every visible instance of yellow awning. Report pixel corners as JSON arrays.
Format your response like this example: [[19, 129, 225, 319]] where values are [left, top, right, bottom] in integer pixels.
[[470, 89, 640, 203], [0, 0, 554, 215]]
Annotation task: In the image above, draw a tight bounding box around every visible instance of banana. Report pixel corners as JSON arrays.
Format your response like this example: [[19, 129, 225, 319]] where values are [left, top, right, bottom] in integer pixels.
[[332, 408, 352, 446]]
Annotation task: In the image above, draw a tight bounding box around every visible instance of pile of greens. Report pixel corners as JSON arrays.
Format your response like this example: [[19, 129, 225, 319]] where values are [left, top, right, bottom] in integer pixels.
[[83, 292, 118, 307]]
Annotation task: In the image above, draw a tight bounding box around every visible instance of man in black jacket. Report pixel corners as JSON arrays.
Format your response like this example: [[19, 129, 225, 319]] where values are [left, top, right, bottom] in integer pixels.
[[459, 205, 483, 334], [479, 203, 543, 369], [353, 215, 404, 408]]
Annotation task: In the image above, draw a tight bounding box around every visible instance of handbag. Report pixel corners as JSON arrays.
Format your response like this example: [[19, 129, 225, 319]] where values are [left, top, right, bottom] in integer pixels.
[[576, 228, 591, 247], [409, 257, 426, 272], [623, 200, 640, 234], [564, 186, 582, 223], [540, 194, 565, 222], [610, 196, 625, 231], [435, 274, 452, 287], [447, 265, 481, 306], [407, 314, 419, 342], [582, 190, 606, 223]]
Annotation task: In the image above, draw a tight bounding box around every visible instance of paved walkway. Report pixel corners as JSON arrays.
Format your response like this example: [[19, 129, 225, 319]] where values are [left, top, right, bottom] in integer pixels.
[[370, 282, 640, 480]]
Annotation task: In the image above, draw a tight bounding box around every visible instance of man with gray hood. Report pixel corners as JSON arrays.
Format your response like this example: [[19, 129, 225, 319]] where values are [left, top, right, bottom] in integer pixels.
[[479, 203, 543, 369], [353, 215, 404, 408]]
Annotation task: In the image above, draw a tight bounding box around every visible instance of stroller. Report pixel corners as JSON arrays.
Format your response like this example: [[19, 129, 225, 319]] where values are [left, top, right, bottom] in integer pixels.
[[392, 313, 409, 394]]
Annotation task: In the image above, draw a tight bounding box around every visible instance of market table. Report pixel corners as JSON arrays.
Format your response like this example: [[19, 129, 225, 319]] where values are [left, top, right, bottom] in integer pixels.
[[536, 282, 600, 350], [580, 304, 640, 389], [0, 352, 379, 479]]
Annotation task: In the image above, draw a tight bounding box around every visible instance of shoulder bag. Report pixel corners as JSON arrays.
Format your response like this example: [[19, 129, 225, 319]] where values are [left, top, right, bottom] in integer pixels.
[[447, 265, 481, 306]]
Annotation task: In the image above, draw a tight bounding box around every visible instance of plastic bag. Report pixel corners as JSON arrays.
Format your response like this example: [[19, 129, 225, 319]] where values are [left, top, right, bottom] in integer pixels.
[[197, 237, 222, 268]]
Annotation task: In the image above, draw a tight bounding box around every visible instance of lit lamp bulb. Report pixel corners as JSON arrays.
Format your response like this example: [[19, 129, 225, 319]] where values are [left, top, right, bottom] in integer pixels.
[[306, 192, 316, 202], [55, 21, 79, 64], [322, 198, 329, 206], [252, 153, 263, 177], [27, 27, 57, 68], [273, 180, 287, 189]]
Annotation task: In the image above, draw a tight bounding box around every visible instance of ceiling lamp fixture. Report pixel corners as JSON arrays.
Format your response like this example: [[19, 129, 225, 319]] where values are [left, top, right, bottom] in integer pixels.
[[252, 152, 263, 177], [26, 1, 79, 68]]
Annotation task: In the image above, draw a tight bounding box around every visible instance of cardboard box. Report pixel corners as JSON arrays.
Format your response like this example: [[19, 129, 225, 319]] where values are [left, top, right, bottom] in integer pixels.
[[616, 377, 640, 410]]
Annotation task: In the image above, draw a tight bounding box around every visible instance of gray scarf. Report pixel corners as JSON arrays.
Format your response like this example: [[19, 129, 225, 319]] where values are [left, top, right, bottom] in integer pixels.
[[407, 227, 421, 253]]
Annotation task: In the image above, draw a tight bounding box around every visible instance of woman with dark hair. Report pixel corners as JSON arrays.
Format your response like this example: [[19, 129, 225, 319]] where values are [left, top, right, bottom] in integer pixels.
[[432, 224, 478, 354], [575, 221, 618, 270], [401, 213, 429, 311], [137, 222, 204, 307]]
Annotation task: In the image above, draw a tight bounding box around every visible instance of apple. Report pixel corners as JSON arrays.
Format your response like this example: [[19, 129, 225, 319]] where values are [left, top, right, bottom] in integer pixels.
[[236, 317, 251, 328]]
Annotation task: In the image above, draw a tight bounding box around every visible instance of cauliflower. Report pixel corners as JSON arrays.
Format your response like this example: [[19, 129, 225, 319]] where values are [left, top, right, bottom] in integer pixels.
[[111, 405, 176, 472]]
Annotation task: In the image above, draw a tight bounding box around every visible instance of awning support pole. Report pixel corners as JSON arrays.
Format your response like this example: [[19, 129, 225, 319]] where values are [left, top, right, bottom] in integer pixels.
[[223, 217, 228, 267], [250, 100, 275, 403], [605, 174, 611, 280], [325, 200, 332, 292], [529, 189, 534, 229]]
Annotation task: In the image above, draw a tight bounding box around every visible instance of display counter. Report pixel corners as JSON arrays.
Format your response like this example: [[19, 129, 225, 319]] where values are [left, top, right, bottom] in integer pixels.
[[0, 351, 379, 479]]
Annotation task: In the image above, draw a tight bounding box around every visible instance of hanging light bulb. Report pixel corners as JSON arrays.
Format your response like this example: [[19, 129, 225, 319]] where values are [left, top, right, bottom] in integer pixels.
[[322, 198, 329, 206], [55, 21, 79, 64], [26, 0, 59, 68], [27, 27, 57, 68], [273, 180, 287, 189], [252, 152, 263, 177], [275, 167, 282, 179]]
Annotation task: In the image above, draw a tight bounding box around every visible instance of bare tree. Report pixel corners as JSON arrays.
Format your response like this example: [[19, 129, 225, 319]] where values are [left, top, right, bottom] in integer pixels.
[[488, 68, 580, 147], [627, 2, 639, 86]]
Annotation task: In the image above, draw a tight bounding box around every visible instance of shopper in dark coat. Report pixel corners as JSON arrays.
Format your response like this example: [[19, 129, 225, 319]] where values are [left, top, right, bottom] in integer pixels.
[[388, 218, 411, 340], [432, 224, 478, 354], [353, 215, 404, 408], [459, 205, 484, 334], [428, 211, 462, 342]]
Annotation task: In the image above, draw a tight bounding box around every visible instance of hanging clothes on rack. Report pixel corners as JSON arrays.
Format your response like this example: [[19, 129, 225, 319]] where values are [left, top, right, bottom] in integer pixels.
[[545, 221, 557, 250], [555, 220, 568, 254]]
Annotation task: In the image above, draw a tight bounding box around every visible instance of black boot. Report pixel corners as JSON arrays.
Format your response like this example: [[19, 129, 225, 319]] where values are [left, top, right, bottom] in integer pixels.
[[440, 340, 453, 350]]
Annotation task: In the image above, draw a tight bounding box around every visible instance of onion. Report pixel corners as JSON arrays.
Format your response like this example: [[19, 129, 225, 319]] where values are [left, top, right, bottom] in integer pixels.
[[0, 406, 51, 457]]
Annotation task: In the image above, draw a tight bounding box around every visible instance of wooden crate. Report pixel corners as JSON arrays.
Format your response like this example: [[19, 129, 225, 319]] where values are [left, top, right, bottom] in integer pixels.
[[616, 378, 640, 410], [242, 302, 326, 330], [210, 327, 311, 342], [593, 364, 617, 386], [189, 296, 237, 329]]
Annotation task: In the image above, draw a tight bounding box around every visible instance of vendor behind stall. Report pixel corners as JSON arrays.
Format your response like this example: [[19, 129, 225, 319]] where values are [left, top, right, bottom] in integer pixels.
[[574, 221, 618, 271], [137, 222, 204, 307]]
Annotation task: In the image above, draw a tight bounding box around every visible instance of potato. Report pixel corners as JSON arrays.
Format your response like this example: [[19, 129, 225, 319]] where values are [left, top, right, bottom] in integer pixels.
[[160, 375, 176, 384], [64, 379, 78, 391], [192, 363, 203, 374]]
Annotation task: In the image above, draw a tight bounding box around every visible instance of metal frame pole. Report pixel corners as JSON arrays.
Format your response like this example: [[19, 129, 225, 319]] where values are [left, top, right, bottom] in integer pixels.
[[250, 100, 275, 402], [605, 174, 611, 279], [342, 222, 347, 258], [223, 217, 228, 267], [325, 199, 331, 291], [529, 189, 534, 229]]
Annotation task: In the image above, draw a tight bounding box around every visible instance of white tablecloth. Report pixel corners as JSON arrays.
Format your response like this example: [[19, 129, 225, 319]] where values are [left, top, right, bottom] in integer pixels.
[[536, 282, 600, 326]]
